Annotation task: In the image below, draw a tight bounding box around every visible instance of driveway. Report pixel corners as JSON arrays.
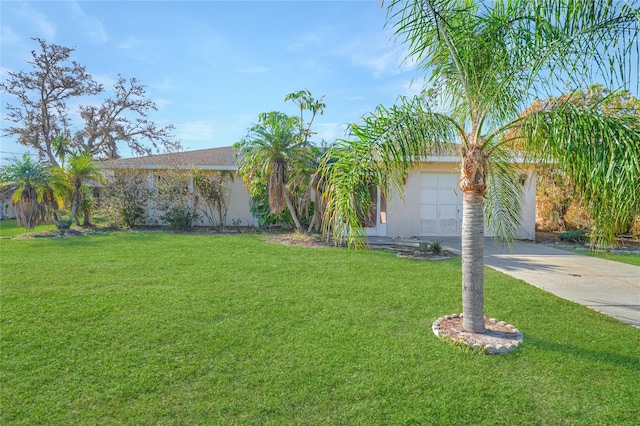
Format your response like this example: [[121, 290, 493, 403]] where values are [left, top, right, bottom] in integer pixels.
[[369, 236, 640, 328]]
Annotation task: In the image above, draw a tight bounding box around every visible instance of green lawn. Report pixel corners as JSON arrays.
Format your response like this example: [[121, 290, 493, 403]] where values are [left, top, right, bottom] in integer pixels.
[[1, 232, 638, 425], [0, 219, 57, 238], [578, 250, 640, 267]]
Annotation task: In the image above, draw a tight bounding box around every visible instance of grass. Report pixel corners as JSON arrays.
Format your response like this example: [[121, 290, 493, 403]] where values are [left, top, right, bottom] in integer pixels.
[[577, 250, 640, 267], [1, 232, 639, 425], [0, 219, 57, 238]]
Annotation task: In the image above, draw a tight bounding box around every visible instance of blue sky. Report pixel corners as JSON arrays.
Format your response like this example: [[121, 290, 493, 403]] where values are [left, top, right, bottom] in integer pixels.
[[2, 1, 637, 166], [0, 0, 426, 163]]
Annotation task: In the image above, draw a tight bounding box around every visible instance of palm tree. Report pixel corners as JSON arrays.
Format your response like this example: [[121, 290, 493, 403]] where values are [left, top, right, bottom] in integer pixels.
[[46, 152, 105, 232], [234, 111, 315, 232], [320, 0, 639, 333], [0, 154, 50, 230]]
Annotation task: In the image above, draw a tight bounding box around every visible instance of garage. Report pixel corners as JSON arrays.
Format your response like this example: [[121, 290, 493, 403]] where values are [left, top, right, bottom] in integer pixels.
[[419, 172, 463, 236], [381, 162, 536, 240]]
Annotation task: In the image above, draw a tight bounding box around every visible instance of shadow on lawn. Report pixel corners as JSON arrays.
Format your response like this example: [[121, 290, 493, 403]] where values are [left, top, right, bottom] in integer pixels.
[[525, 335, 640, 371]]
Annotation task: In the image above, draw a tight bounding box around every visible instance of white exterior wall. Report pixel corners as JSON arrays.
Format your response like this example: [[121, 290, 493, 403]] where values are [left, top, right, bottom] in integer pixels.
[[223, 178, 257, 227], [385, 163, 537, 240], [386, 163, 455, 237], [516, 170, 537, 240], [191, 176, 255, 228], [115, 169, 254, 228]]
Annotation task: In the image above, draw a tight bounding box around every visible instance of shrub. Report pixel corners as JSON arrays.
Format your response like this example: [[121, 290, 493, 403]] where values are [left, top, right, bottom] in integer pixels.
[[152, 168, 199, 231], [558, 229, 587, 243], [631, 215, 640, 238], [160, 207, 200, 231], [98, 171, 149, 228], [429, 240, 443, 254], [193, 170, 234, 230]]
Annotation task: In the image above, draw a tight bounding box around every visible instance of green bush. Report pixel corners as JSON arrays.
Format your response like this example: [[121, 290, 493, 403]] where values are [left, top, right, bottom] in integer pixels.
[[429, 240, 443, 254], [160, 207, 200, 231], [559, 229, 587, 243], [98, 171, 149, 228]]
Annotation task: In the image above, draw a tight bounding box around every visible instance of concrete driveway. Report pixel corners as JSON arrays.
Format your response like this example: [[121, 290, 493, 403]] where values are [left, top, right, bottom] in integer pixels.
[[370, 236, 640, 328]]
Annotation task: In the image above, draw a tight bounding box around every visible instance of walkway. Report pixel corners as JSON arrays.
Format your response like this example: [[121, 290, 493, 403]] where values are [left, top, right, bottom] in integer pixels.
[[369, 236, 640, 328]]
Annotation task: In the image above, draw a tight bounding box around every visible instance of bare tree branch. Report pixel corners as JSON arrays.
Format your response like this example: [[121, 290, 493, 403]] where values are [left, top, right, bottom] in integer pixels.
[[1, 39, 180, 164]]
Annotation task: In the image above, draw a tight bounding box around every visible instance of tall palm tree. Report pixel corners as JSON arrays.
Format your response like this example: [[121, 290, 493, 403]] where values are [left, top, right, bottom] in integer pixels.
[[0, 154, 50, 230], [234, 111, 315, 232], [320, 0, 639, 333]]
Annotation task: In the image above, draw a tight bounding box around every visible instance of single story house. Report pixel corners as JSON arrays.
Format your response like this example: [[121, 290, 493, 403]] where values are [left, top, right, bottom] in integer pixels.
[[99, 146, 536, 239], [99, 146, 256, 228]]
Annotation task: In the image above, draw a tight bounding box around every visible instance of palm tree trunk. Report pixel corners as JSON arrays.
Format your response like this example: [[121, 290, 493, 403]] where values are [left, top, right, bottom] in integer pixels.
[[282, 185, 303, 232], [461, 190, 486, 333], [82, 210, 92, 227], [67, 185, 81, 224], [306, 188, 321, 233]]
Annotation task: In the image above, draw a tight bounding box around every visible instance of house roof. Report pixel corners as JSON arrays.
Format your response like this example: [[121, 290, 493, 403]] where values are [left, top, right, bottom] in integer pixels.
[[99, 146, 238, 170], [98, 144, 527, 172]]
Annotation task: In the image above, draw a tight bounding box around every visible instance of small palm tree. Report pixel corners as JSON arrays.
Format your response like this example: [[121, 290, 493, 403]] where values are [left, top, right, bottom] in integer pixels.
[[320, 0, 639, 333], [235, 111, 314, 232], [0, 154, 50, 230], [46, 151, 105, 232]]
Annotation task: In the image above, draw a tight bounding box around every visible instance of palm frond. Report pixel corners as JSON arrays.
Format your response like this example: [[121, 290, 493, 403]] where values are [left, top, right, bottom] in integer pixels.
[[522, 101, 640, 245], [484, 149, 524, 243], [319, 96, 460, 248], [385, 0, 638, 139]]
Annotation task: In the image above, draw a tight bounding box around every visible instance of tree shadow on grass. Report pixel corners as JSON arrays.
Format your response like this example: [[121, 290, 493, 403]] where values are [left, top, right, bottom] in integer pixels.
[[525, 335, 640, 371]]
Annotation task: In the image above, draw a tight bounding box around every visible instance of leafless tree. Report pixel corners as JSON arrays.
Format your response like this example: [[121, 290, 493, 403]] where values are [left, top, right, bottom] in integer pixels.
[[1, 38, 180, 166]]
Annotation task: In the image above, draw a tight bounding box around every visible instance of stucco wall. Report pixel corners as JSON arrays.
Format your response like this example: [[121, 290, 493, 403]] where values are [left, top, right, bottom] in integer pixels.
[[222, 178, 256, 227], [100, 168, 255, 228], [516, 170, 537, 240], [385, 163, 457, 237], [385, 162, 537, 240]]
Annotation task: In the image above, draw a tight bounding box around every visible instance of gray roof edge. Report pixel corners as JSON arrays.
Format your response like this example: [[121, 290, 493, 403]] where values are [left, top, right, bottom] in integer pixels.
[[99, 164, 238, 171]]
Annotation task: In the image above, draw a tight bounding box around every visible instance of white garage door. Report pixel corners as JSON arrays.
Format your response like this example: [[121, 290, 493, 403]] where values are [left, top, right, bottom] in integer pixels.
[[419, 173, 462, 236]]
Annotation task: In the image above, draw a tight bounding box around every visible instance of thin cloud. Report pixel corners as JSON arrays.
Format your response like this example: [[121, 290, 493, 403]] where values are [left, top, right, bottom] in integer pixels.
[[286, 27, 333, 51], [153, 78, 176, 91], [68, 1, 108, 43], [0, 66, 13, 79], [118, 36, 143, 50], [334, 36, 415, 78], [14, 6, 58, 40], [0, 27, 21, 45], [314, 123, 349, 144], [176, 120, 217, 142], [401, 78, 426, 97], [290, 23, 414, 78], [92, 74, 117, 90], [154, 98, 172, 111], [32, 14, 56, 40], [235, 66, 269, 74]]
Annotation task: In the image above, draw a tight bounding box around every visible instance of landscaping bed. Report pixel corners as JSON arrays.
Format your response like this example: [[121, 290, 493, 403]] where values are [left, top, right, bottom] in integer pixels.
[[536, 230, 640, 252]]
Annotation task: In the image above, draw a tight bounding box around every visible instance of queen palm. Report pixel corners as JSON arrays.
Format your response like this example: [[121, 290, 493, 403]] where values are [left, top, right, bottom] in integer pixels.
[[320, 0, 639, 333]]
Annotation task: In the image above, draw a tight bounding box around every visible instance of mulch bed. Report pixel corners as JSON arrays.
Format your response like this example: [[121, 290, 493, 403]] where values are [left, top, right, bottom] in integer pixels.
[[432, 314, 524, 355], [535, 231, 640, 252]]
